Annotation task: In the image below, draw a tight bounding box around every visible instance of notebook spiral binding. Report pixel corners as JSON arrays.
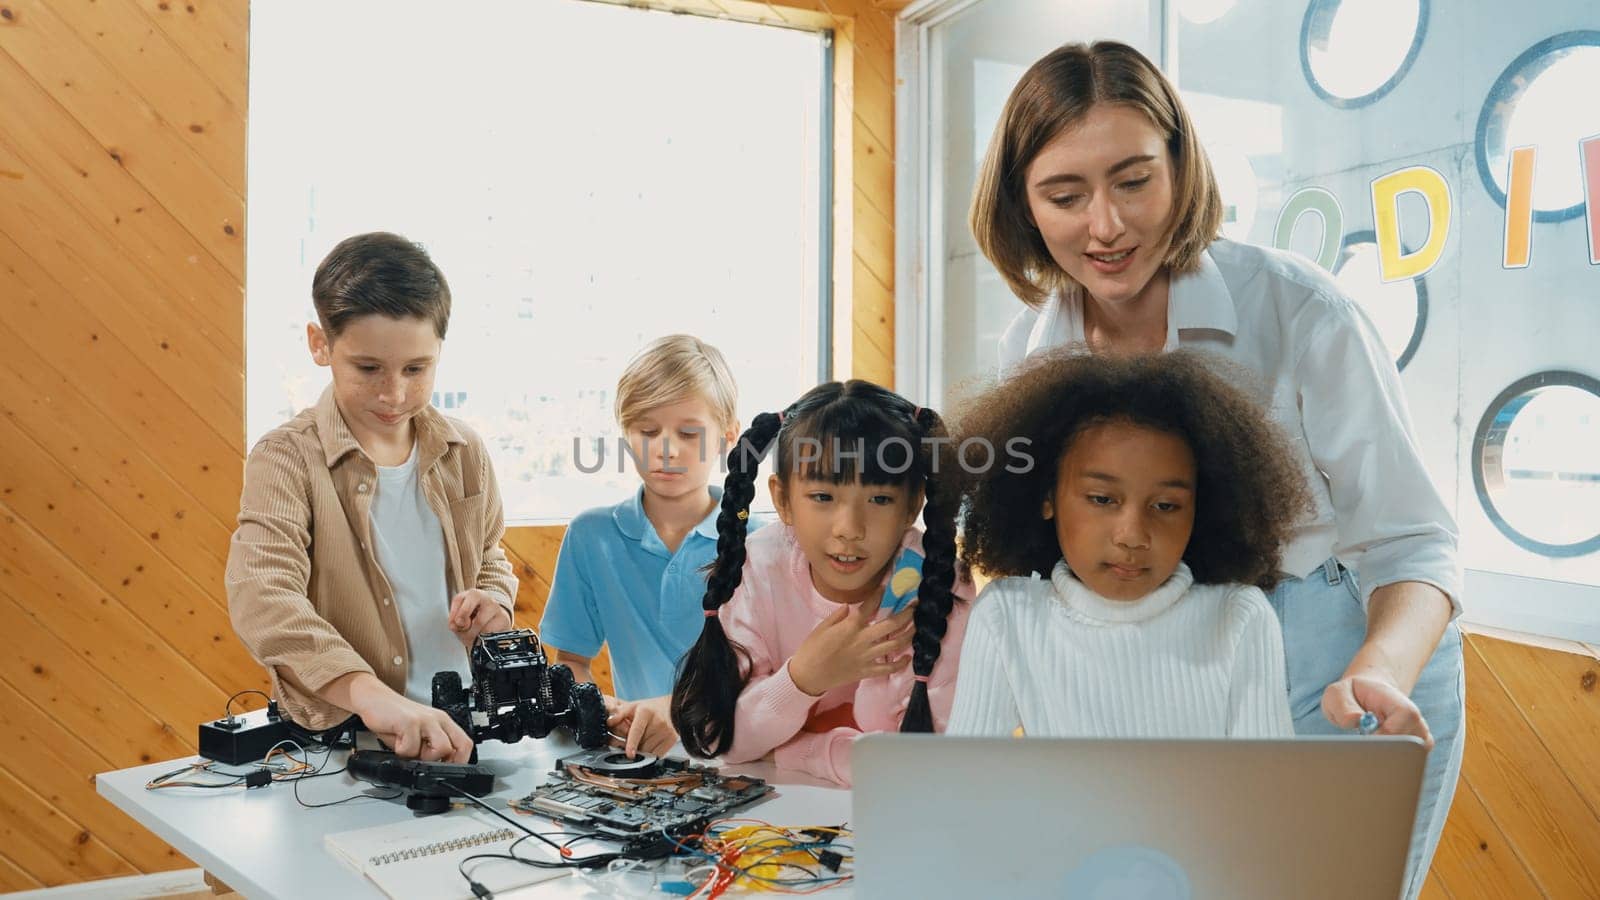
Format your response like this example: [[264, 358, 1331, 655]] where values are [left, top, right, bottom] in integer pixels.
[[369, 827, 518, 866]]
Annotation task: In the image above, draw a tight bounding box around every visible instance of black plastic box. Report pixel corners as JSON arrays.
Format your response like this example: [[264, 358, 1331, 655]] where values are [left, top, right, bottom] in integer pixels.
[[198, 706, 290, 765]]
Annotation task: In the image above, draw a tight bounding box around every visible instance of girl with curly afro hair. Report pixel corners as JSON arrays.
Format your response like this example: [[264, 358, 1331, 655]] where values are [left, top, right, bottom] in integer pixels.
[[946, 348, 1311, 740]]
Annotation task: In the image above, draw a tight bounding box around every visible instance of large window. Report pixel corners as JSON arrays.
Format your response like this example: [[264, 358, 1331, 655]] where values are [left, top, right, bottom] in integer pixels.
[[900, 0, 1600, 640], [894, 0, 1161, 403], [1167, 1, 1600, 636], [248, 0, 830, 523]]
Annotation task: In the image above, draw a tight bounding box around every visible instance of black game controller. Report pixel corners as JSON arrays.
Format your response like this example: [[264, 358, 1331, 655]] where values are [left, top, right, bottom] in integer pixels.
[[347, 749, 495, 815]]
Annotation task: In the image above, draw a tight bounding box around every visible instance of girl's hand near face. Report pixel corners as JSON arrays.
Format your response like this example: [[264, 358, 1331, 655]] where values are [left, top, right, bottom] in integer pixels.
[[787, 598, 917, 697]]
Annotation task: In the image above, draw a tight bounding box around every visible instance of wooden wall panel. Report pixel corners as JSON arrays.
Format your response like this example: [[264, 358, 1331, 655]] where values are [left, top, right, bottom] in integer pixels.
[[1428, 777, 1543, 899], [0, 181, 242, 436], [0, 1, 245, 271], [1453, 635, 1600, 897], [0, 0, 249, 886], [0, 585, 197, 768], [0, 330, 234, 569], [0, 417, 260, 704], [0, 854, 43, 894], [0, 233, 244, 517], [129, 0, 248, 112], [0, 67, 242, 356], [0, 768, 137, 884], [44, 0, 245, 196], [1472, 634, 1600, 807], [4, 0, 1598, 894], [2, 678, 186, 872]]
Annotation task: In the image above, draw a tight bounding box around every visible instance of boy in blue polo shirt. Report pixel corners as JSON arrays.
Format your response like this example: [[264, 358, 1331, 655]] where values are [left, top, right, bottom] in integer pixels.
[[541, 334, 755, 756]]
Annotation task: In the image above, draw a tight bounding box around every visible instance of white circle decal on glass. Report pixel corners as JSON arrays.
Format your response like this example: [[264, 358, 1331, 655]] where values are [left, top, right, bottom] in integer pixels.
[[1301, 0, 1425, 107], [1475, 379, 1600, 553], [1334, 236, 1425, 369], [1180, 0, 1237, 26], [1478, 37, 1600, 218]]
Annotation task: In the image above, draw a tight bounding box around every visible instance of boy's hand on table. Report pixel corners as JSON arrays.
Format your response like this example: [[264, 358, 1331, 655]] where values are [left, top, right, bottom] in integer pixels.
[[346, 674, 475, 763], [448, 589, 513, 650]]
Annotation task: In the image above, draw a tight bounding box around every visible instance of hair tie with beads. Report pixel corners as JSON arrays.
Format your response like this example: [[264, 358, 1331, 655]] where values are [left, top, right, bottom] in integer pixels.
[[736, 508, 749, 521]]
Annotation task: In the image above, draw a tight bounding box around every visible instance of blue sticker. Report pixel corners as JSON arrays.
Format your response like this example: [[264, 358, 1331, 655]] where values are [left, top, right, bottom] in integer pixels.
[[882, 546, 924, 614]]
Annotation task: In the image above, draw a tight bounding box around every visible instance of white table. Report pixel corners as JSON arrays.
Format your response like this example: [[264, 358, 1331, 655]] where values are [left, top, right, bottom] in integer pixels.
[[97, 734, 853, 899]]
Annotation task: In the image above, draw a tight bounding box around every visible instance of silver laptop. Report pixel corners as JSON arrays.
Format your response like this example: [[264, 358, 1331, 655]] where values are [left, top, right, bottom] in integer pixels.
[[852, 735, 1426, 900]]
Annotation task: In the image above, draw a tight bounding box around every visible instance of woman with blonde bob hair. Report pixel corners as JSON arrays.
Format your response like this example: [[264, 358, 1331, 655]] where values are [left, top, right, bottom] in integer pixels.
[[972, 41, 1463, 899]]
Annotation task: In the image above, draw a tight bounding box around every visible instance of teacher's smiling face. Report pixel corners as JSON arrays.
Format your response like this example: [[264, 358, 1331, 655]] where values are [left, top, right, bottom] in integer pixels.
[[1023, 103, 1177, 308]]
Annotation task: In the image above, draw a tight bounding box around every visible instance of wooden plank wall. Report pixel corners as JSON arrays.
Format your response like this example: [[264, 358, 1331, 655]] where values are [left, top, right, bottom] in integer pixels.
[[0, 0, 1596, 894], [0, 0, 255, 888], [1425, 631, 1600, 900]]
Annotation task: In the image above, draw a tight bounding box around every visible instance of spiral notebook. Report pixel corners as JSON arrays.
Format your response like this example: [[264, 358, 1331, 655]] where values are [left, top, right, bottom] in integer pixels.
[[325, 809, 570, 899]]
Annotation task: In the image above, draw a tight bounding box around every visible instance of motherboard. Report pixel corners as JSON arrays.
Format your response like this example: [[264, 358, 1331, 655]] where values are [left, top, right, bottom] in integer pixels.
[[512, 749, 774, 846]]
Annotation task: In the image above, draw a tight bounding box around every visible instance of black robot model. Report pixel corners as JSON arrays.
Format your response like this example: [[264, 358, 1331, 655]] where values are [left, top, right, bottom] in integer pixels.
[[432, 629, 608, 751]]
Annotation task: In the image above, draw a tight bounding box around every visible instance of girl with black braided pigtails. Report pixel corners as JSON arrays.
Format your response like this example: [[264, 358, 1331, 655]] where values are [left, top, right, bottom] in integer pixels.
[[669, 380, 975, 786]]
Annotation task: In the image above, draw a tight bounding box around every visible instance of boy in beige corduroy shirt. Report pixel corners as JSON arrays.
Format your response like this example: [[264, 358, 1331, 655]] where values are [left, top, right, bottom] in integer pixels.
[[226, 232, 517, 764]]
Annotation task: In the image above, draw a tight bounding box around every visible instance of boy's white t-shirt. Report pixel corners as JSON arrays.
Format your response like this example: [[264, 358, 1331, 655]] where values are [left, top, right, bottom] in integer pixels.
[[370, 443, 470, 704]]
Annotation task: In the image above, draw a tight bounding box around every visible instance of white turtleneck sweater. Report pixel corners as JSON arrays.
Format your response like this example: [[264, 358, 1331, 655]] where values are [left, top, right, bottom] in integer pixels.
[[947, 561, 1294, 739]]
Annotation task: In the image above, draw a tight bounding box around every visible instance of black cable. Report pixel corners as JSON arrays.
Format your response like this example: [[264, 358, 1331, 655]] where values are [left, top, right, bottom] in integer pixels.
[[145, 742, 310, 792], [224, 689, 273, 720], [286, 739, 403, 809], [456, 832, 556, 891], [438, 783, 610, 862], [439, 784, 627, 896], [741, 845, 839, 880]]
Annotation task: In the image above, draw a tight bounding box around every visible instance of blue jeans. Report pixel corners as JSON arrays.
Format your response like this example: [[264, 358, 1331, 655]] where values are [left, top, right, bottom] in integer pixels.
[[1267, 560, 1465, 900]]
